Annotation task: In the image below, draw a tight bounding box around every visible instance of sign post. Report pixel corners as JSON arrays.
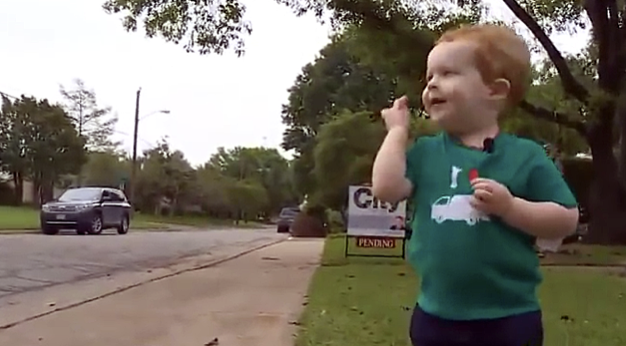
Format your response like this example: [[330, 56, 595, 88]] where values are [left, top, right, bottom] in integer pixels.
[[345, 185, 407, 259]]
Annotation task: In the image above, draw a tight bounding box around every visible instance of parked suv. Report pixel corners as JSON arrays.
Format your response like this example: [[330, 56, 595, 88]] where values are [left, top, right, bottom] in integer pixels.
[[276, 207, 300, 233], [40, 187, 132, 235]]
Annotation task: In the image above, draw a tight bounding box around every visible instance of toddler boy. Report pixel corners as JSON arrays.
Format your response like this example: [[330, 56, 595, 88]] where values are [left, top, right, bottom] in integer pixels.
[[372, 24, 579, 346]]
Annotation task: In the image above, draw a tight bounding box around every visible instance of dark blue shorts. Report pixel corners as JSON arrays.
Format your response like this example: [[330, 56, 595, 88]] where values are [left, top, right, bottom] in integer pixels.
[[409, 305, 543, 346]]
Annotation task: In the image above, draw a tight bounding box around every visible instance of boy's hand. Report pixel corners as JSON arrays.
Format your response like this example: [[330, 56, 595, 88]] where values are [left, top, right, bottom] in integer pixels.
[[381, 96, 410, 131], [470, 178, 514, 217]]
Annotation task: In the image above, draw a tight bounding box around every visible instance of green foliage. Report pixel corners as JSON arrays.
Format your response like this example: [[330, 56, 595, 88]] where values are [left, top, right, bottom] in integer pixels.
[[102, 0, 251, 56], [0, 95, 87, 204], [281, 36, 405, 197], [312, 110, 386, 210], [81, 150, 129, 187], [207, 146, 297, 217], [133, 139, 196, 214], [325, 208, 345, 233]]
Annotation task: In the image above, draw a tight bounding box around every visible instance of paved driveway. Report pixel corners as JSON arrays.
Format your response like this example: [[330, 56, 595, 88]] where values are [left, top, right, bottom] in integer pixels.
[[0, 229, 284, 299]]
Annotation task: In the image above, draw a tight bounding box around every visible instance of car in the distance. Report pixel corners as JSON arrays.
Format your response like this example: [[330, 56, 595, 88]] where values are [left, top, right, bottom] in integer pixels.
[[40, 187, 131, 235], [276, 207, 300, 233]]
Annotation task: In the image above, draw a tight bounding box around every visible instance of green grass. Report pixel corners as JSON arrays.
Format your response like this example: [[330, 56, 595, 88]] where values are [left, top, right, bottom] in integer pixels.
[[0, 205, 262, 232], [295, 235, 626, 346], [541, 243, 626, 266], [134, 212, 263, 229]]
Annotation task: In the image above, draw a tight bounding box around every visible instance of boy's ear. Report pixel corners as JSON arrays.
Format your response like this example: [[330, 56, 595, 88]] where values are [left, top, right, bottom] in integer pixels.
[[489, 78, 511, 101]]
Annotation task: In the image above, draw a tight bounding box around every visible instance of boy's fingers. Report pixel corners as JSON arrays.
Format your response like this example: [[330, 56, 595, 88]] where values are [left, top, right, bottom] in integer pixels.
[[474, 189, 492, 201], [470, 196, 486, 210], [399, 95, 409, 105], [471, 180, 492, 192], [393, 96, 409, 109], [470, 178, 494, 186]]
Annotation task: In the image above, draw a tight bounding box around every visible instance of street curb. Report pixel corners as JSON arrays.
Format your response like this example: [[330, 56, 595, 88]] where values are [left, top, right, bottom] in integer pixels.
[[0, 225, 270, 235], [0, 237, 287, 330], [0, 230, 39, 234]]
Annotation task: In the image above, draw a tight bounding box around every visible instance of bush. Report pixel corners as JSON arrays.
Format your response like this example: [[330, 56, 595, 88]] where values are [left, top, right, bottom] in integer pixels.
[[291, 203, 328, 237], [326, 209, 345, 234]]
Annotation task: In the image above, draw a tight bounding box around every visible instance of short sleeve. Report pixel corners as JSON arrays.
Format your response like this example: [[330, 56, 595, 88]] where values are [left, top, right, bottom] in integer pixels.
[[525, 147, 577, 208], [405, 137, 424, 194]]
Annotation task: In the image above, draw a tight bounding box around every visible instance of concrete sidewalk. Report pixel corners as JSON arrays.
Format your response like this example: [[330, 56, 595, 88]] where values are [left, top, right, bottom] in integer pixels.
[[0, 239, 324, 346]]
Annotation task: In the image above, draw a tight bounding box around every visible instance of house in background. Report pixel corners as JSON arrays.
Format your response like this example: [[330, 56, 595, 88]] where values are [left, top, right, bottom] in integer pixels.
[[0, 173, 63, 204]]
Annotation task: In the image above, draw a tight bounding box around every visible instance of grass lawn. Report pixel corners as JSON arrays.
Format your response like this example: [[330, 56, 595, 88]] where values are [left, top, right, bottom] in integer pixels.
[[0, 205, 262, 232], [541, 243, 626, 266], [296, 235, 626, 346]]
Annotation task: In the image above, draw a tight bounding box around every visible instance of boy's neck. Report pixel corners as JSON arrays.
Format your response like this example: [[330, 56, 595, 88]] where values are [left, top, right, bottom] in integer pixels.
[[456, 124, 500, 150]]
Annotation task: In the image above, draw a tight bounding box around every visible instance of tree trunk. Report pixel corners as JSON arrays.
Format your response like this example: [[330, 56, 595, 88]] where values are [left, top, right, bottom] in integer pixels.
[[11, 171, 23, 206], [42, 180, 54, 204], [584, 123, 626, 245]]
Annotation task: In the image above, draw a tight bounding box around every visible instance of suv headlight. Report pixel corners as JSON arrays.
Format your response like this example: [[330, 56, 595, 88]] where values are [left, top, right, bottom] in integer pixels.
[[41, 204, 50, 212], [76, 204, 91, 211]]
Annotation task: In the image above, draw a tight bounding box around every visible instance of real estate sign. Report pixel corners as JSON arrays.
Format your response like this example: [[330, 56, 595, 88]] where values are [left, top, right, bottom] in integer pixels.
[[347, 185, 407, 239]]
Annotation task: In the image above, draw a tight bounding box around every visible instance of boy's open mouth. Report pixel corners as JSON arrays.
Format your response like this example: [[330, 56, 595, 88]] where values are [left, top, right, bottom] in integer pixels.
[[430, 97, 447, 106]]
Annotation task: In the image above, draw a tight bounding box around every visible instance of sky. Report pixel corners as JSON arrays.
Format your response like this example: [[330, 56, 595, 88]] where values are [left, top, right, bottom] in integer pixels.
[[0, 0, 587, 166]]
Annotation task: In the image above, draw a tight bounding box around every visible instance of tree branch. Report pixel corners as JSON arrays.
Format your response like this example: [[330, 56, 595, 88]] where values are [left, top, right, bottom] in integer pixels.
[[519, 100, 586, 135], [501, 0, 590, 103]]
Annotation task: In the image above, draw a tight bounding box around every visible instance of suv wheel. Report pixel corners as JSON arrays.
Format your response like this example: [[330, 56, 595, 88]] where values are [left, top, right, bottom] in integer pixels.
[[87, 215, 104, 235], [41, 225, 59, 235], [117, 214, 129, 235]]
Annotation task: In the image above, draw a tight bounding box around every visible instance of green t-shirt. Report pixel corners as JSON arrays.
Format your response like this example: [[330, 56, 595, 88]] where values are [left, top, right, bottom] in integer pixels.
[[405, 132, 577, 320]]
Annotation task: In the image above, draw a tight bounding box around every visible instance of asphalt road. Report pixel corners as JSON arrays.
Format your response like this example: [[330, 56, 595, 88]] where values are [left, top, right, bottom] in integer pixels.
[[0, 229, 284, 299]]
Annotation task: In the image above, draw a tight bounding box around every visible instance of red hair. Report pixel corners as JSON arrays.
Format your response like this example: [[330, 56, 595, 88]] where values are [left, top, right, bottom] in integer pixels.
[[437, 24, 531, 105]]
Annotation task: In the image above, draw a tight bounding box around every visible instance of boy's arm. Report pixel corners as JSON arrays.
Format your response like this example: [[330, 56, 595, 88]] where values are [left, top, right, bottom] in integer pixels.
[[502, 198, 578, 239], [372, 128, 413, 203], [502, 146, 579, 239]]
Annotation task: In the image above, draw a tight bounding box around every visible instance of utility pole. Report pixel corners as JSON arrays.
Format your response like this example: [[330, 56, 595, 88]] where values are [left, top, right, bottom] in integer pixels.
[[129, 88, 141, 208], [76, 93, 84, 187]]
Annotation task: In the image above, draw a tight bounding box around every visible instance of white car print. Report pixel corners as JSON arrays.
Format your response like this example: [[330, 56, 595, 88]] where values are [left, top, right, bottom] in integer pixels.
[[431, 195, 490, 226]]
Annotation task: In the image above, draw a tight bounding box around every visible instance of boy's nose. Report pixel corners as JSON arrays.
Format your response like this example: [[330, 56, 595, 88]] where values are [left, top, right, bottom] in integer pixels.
[[426, 78, 439, 90]]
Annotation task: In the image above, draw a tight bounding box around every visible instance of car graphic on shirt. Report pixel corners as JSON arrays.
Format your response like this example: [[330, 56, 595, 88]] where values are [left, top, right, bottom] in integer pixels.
[[430, 195, 490, 226]]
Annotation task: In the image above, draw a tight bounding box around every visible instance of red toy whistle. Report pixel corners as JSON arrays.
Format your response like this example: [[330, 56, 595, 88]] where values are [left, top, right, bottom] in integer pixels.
[[468, 168, 479, 182]]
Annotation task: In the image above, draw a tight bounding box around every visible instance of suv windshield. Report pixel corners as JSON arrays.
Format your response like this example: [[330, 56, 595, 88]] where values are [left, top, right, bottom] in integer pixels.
[[279, 207, 300, 218], [58, 188, 102, 202]]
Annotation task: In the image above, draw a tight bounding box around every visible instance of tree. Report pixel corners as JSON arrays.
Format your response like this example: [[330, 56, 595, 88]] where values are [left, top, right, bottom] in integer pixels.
[[0, 95, 87, 205], [102, 0, 251, 56], [195, 164, 233, 217], [0, 96, 29, 204], [207, 146, 295, 220], [60, 79, 119, 151], [281, 36, 403, 196], [312, 110, 385, 211], [81, 150, 129, 188], [134, 138, 196, 215]]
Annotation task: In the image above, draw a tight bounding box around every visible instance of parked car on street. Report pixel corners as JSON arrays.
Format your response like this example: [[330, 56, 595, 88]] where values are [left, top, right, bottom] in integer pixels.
[[276, 207, 300, 233], [40, 187, 132, 235]]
